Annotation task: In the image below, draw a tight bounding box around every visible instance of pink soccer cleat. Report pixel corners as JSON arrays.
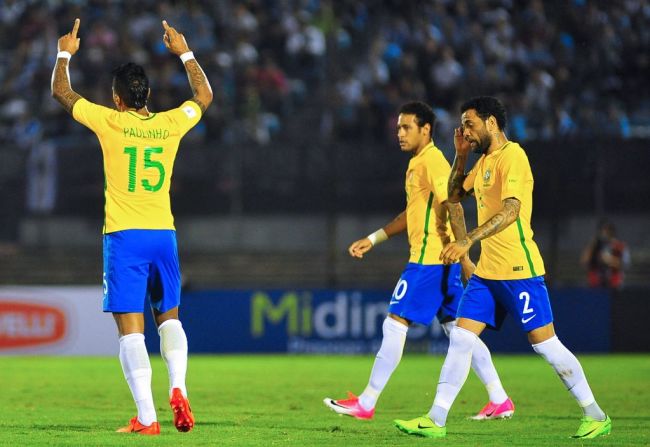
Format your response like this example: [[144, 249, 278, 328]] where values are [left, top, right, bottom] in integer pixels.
[[323, 392, 375, 420], [471, 397, 515, 420]]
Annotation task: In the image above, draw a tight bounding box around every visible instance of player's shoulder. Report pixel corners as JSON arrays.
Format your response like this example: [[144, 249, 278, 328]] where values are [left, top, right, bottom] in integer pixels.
[[505, 140, 527, 154], [159, 101, 201, 119], [509, 140, 526, 152], [426, 144, 452, 167], [72, 98, 119, 124], [499, 141, 529, 161], [74, 97, 113, 114]]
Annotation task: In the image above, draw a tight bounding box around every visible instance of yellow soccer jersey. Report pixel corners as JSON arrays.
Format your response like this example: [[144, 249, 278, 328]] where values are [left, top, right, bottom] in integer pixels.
[[463, 141, 545, 279], [72, 98, 202, 233], [406, 142, 454, 265]]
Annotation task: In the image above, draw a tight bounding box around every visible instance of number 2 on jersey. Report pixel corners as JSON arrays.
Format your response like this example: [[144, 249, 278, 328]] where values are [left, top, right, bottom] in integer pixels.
[[123, 146, 165, 192]]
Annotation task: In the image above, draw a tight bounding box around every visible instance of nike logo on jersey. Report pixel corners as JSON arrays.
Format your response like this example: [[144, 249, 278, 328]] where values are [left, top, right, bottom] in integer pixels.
[[521, 314, 536, 324]]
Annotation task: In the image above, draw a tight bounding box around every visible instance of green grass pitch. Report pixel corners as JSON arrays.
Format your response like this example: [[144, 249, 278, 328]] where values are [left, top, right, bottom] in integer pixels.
[[1, 354, 648, 446]]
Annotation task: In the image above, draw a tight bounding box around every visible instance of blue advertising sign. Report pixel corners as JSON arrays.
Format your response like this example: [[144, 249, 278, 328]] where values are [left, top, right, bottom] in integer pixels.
[[144, 288, 610, 354]]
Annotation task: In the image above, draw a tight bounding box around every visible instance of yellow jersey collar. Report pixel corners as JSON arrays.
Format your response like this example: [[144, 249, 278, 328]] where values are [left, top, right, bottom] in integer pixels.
[[127, 111, 157, 121], [414, 140, 435, 158], [485, 140, 512, 159]]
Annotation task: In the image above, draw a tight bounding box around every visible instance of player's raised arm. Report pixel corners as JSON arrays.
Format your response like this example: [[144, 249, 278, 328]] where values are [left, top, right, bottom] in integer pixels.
[[448, 127, 474, 202], [51, 18, 83, 114], [162, 20, 213, 113]]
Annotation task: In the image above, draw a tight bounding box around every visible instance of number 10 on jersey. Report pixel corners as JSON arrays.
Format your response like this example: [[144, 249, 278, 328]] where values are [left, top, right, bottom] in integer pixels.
[[123, 146, 165, 192]]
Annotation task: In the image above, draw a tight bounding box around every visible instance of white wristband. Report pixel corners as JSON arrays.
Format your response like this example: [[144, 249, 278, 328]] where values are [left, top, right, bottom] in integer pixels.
[[367, 229, 388, 246], [180, 51, 195, 63], [57, 51, 71, 60]]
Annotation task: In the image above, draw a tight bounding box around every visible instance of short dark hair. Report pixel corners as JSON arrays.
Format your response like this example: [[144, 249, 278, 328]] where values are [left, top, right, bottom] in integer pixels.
[[399, 101, 436, 136], [460, 96, 507, 130], [112, 63, 149, 109]]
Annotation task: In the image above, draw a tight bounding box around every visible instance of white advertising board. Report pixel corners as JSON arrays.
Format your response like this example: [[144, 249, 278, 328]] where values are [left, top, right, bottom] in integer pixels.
[[0, 286, 117, 355]]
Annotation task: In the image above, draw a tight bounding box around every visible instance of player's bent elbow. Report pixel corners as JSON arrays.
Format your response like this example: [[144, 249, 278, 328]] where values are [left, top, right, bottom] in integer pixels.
[[51, 90, 65, 107], [202, 92, 214, 109], [194, 91, 213, 112]]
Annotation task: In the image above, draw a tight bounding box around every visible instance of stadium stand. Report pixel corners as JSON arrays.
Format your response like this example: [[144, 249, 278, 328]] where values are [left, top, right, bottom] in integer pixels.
[[0, 0, 648, 287]]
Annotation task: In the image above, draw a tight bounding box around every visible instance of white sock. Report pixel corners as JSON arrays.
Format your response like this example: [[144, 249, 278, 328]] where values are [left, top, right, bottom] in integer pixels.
[[358, 318, 408, 410], [443, 321, 508, 404], [429, 326, 477, 427], [471, 337, 509, 403], [119, 333, 157, 425], [532, 336, 606, 420], [158, 319, 189, 397]]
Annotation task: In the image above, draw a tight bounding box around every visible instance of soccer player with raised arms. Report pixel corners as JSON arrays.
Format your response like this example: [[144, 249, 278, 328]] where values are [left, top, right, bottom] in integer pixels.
[[324, 101, 514, 421], [394, 96, 611, 439], [51, 18, 212, 435]]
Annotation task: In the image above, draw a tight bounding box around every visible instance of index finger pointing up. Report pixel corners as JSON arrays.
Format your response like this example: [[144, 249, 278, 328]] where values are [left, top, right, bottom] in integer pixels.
[[71, 18, 80, 37], [162, 20, 170, 31]]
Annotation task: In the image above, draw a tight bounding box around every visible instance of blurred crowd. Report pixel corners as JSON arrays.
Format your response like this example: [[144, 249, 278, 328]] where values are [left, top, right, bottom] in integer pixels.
[[1, 0, 648, 148], [0, 0, 648, 222]]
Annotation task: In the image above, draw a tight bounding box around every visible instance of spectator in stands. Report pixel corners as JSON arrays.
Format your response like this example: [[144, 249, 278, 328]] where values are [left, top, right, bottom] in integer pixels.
[[0, 0, 648, 218], [581, 221, 631, 290]]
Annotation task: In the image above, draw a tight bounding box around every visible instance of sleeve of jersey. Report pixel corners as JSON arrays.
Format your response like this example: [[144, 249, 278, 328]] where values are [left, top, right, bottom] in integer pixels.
[[169, 101, 203, 137], [72, 98, 111, 133], [499, 148, 527, 201]]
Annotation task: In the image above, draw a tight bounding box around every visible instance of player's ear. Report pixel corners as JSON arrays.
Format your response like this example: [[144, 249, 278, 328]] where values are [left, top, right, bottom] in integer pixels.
[[487, 115, 498, 132], [112, 91, 122, 110]]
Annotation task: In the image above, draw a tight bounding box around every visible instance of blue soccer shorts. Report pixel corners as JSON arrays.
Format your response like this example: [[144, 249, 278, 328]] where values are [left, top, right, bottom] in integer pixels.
[[457, 274, 554, 332], [387, 262, 464, 326], [102, 229, 181, 313]]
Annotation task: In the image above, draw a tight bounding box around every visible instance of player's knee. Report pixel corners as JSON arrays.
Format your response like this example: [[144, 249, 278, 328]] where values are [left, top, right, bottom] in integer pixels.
[[531, 335, 565, 363], [449, 326, 477, 354], [383, 316, 409, 336]]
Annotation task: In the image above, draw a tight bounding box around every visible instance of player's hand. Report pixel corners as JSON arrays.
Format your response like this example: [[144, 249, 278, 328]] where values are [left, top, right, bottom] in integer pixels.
[[454, 127, 472, 156], [162, 20, 191, 56], [58, 18, 81, 55], [348, 238, 373, 259], [440, 238, 472, 265], [459, 255, 476, 282]]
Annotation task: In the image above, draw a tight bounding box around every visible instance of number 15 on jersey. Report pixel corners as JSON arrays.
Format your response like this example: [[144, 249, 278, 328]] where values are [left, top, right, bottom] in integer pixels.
[[123, 146, 166, 192]]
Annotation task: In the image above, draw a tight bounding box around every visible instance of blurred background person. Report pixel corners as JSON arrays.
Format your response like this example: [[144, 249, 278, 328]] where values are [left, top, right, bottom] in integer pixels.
[[581, 221, 630, 290]]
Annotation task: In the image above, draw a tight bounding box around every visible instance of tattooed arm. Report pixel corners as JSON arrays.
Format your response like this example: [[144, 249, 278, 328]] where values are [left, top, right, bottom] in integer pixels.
[[162, 20, 213, 113], [445, 201, 476, 279], [51, 19, 83, 114], [448, 127, 475, 203], [446, 201, 468, 242], [183, 59, 213, 113], [448, 153, 472, 203], [466, 198, 521, 243], [440, 197, 521, 264]]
